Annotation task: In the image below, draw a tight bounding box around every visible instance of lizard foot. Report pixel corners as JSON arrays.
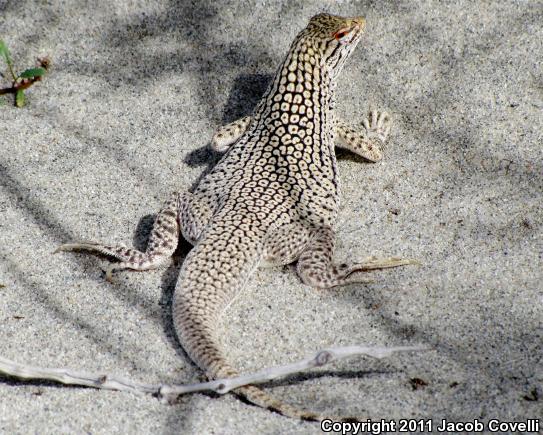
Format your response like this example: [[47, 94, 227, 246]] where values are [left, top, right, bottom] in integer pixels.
[[55, 241, 168, 282], [362, 109, 391, 143], [351, 256, 421, 271], [333, 256, 419, 286]]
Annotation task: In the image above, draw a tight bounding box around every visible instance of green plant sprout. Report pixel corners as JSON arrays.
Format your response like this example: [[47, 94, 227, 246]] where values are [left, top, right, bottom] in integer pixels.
[[0, 40, 50, 107]]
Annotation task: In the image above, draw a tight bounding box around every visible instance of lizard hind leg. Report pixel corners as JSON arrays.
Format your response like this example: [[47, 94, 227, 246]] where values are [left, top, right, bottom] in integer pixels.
[[296, 226, 418, 289], [262, 222, 313, 267], [55, 192, 185, 281]]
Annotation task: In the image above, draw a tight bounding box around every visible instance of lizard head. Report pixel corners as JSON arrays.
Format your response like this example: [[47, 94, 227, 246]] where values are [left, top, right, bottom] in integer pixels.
[[303, 13, 366, 78]]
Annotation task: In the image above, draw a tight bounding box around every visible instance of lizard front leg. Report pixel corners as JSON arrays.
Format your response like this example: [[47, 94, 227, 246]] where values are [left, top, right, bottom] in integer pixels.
[[56, 191, 213, 281], [211, 116, 252, 152], [335, 110, 391, 162], [296, 226, 417, 289]]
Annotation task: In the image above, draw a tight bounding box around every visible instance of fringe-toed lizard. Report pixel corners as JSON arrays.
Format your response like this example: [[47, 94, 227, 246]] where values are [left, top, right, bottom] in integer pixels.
[[57, 13, 417, 421]]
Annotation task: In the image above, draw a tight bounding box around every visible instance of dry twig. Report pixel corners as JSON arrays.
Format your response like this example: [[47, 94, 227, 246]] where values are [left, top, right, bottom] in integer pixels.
[[0, 344, 428, 401]]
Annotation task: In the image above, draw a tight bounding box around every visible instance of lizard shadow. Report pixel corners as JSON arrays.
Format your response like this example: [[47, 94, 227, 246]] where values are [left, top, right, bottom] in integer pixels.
[[257, 369, 395, 389], [132, 214, 156, 252]]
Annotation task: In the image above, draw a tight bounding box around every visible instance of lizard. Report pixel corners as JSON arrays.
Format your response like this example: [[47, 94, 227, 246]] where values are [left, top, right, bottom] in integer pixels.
[[56, 13, 417, 421]]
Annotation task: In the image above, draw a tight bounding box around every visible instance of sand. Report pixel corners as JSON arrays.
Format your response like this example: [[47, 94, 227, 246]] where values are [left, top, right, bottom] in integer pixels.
[[0, 1, 541, 433]]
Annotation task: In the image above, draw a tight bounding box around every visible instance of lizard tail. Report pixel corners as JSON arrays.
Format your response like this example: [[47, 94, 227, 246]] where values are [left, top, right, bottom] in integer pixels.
[[171, 228, 342, 422], [173, 309, 324, 421]]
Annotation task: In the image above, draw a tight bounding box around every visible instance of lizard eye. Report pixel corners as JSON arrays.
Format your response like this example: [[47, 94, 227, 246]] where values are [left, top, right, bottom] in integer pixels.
[[333, 28, 354, 44]]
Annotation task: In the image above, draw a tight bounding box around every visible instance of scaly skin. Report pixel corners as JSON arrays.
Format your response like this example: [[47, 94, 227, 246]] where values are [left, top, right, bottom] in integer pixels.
[[57, 13, 417, 421]]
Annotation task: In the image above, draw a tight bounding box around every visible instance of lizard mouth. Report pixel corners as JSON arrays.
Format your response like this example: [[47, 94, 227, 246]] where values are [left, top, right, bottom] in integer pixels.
[[350, 16, 366, 33], [353, 21, 366, 39], [344, 17, 366, 44]]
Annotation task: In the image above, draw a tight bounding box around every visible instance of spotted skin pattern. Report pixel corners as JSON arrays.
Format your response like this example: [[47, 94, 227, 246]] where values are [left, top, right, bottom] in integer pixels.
[[57, 14, 417, 421]]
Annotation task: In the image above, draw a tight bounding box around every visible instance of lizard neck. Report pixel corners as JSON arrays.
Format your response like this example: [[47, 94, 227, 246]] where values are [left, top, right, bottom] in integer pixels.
[[260, 37, 336, 110]]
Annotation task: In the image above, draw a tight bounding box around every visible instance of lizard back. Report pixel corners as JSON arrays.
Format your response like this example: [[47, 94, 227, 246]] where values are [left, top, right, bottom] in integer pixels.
[[194, 14, 365, 231]]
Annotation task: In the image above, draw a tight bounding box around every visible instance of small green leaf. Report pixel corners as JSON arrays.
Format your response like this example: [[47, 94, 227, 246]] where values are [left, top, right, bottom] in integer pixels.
[[15, 89, 25, 107], [0, 40, 12, 66], [19, 67, 46, 79]]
